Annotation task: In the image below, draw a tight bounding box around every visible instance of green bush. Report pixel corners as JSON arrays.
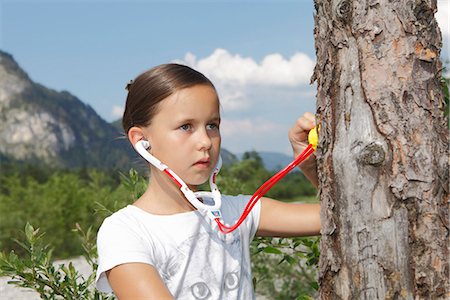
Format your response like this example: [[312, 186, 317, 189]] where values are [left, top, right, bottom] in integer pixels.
[[0, 169, 122, 258], [0, 222, 115, 300], [251, 236, 319, 299]]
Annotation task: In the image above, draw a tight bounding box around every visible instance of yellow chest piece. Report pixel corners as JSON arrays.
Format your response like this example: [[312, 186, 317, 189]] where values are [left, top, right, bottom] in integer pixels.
[[308, 126, 318, 150]]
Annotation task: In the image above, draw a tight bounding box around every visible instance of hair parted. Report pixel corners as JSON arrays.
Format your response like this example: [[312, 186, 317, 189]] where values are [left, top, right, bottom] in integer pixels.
[[122, 63, 216, 133]]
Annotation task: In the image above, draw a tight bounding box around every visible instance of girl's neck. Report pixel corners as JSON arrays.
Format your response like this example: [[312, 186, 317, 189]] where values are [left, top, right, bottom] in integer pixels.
[[133, 170, 197, 215]]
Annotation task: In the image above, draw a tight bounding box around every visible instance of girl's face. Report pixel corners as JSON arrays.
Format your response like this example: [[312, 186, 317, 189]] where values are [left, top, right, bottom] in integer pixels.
[[144, 84, 221, 186]]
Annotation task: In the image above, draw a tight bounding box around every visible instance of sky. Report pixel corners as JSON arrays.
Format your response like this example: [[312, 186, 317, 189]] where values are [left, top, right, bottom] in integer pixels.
[[0, 0, 448, 155]]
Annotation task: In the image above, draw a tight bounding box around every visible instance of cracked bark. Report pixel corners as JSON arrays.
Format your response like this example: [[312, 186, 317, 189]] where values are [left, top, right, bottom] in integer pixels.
[[312, 0, 449, 299]]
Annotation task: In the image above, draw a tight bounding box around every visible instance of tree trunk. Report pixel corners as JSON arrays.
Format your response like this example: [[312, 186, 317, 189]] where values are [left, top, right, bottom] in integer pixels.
[[312, 0, 449, 299]]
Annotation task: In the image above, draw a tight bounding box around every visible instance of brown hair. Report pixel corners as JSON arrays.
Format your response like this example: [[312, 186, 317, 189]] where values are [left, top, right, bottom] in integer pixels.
[[122, 63, 215, 133]]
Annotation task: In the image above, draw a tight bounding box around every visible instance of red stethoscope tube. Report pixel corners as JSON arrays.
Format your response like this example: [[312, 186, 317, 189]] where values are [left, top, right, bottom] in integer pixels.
[[215, 144, 315, 234]]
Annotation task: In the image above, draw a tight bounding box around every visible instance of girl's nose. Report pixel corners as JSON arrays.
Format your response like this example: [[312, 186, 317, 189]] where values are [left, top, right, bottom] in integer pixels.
[[197, 128, 212, 150]]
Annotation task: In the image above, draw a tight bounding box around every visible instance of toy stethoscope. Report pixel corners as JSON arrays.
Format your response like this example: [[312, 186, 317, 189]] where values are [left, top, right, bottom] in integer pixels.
[[134, 127, 318, 234]]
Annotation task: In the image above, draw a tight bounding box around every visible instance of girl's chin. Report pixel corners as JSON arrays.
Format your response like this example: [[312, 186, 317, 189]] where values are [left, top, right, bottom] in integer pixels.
[[180, 170, 214, 190], [187, 181, 208, 191]]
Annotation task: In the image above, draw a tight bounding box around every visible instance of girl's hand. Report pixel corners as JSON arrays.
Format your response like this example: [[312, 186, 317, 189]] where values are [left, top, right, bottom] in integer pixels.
[[288, 112, 318, 187], [288, 112, 316, 155]]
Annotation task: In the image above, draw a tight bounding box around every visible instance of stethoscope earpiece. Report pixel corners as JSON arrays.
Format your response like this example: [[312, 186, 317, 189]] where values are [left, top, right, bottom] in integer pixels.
[[137, 140, 150, 150]]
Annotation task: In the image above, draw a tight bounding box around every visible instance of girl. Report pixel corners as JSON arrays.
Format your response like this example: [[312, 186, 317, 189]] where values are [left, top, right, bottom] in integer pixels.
[[95, 63, 320, 300]]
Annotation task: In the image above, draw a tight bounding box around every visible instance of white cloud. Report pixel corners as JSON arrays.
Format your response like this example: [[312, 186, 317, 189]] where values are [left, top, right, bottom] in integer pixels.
[[437, 0, 449, 39], [220, 117, 294, 155], [251, 52, 314, 86], [436, 0, 450, 59], [174, 49, 315, 113], [179, 48, 315, 87], [220, 117, 284, 137], [217, 89, 251, 111], [111, 105, 124, 119]]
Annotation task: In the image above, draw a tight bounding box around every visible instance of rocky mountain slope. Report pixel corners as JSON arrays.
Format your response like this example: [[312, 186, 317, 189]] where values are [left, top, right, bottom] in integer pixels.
[[0, 50, 138, 170], [0, 50, 237, 170]]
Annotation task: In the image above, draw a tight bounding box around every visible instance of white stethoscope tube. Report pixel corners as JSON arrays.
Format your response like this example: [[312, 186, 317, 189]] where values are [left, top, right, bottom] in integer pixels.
[[134, 140, 223, 221]]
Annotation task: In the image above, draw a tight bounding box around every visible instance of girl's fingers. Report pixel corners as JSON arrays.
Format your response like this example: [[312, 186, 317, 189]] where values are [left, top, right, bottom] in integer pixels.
[[289, 113, 316, 145]]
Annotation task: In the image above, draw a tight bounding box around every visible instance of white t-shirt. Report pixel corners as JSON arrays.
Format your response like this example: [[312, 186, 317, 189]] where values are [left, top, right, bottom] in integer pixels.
[[95, 194, 261, 300]]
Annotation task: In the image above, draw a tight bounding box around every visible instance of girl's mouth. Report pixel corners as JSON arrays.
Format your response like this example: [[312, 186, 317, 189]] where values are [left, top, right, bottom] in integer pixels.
[[194, 158, 210, 168]]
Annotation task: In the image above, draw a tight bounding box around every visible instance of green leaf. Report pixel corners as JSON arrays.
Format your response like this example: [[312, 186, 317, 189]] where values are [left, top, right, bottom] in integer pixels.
[[24, 223, 35, 242], [284, 255, 297, 265], [12, 239, 30, 253], [262, 246, 283, 255], [310, 281, 319, 291]]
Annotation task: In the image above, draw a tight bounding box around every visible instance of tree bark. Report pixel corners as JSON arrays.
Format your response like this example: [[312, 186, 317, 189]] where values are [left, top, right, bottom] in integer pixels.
[[312, 0, 449, 299]]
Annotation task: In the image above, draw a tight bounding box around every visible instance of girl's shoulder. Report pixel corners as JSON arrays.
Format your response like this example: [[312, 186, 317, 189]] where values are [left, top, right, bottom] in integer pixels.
[[97, 205, 143, 237], [100, 205, 139, 226]]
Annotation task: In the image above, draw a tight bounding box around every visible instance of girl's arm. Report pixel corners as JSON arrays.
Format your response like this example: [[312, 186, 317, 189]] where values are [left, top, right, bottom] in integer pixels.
[[256, 112, 321, 237], [257, 198, 320, 237], [107, 263, 174, 300]]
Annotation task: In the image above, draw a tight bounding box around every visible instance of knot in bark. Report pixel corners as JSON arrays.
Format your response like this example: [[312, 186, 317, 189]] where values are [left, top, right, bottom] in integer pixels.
[[358, 142, 385, 166], [335, 0, 352, 23]]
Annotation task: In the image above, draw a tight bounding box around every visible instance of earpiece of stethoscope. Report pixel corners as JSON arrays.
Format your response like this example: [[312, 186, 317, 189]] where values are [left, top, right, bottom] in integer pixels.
[[134, 140, 223, 221], [135, 140, 167, 171]]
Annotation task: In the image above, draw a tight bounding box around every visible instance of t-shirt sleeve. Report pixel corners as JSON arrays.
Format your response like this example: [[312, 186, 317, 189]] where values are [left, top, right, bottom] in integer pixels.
[[245, 194, 261, 239], [226, 194, 261, 240], [95, 214, 154, 293]]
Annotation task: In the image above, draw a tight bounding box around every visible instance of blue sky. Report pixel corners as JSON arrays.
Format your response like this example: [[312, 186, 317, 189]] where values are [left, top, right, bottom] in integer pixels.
[[1, 0, 448, 155]]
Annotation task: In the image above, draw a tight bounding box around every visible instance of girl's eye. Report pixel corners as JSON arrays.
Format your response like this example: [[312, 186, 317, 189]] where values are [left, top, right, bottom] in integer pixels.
[[180, 124, 192, 131], [207, 123, 219, 130]]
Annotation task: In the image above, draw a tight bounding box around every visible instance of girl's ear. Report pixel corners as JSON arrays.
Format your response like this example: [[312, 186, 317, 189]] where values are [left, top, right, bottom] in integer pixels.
[[128, 126, 149, 147]]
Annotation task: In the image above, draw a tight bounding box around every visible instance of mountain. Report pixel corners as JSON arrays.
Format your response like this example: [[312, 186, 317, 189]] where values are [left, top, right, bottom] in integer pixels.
[[0, 50, 237, 170], [259, 151, 298, 171], [0, 50, 136, 170], [238, 151, 297, 171]]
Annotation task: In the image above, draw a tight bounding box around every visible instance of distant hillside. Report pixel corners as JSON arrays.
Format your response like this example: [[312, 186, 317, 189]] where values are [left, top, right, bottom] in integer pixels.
[[110, 119, 122, 131], [238, 151, 298, 171], [0, 50, 237, 170]]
